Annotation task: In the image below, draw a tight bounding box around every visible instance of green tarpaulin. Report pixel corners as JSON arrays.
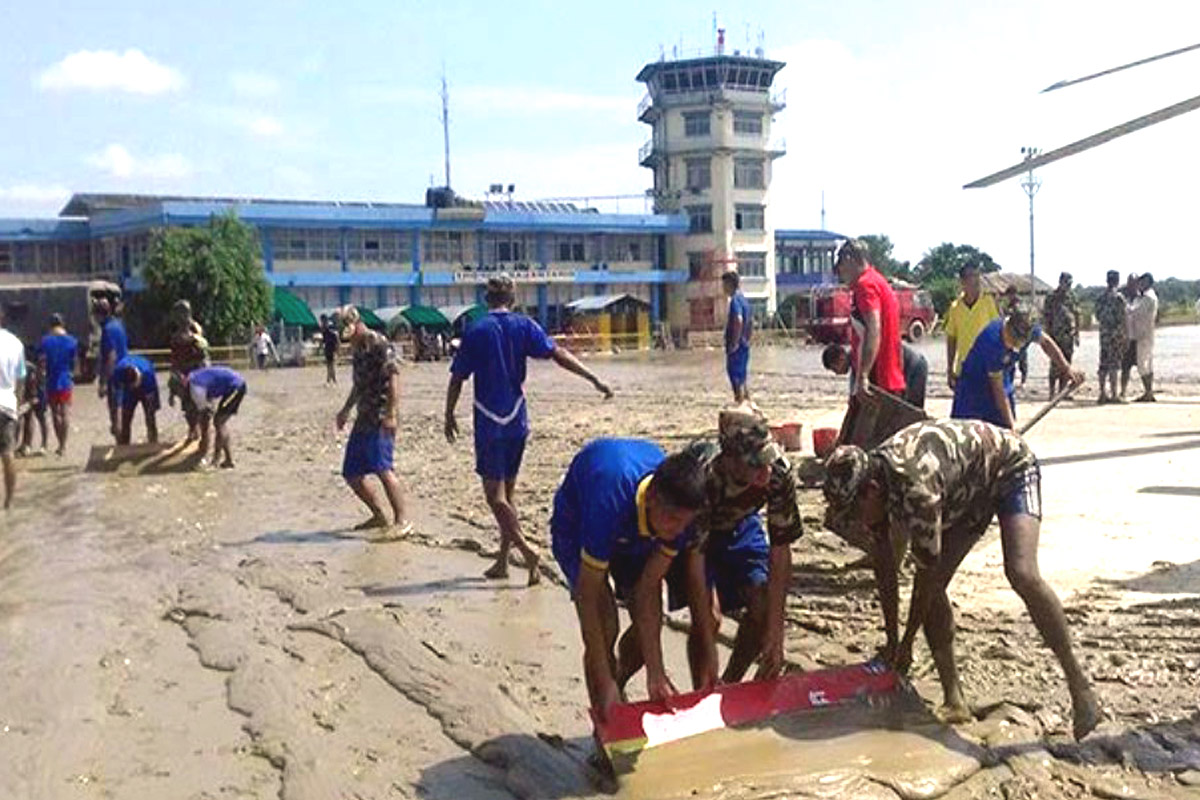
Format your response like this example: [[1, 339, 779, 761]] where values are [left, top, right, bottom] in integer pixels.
[[355, 306, 386, 331], [400, 305, 451, 329], [272, 287, 317, 328]]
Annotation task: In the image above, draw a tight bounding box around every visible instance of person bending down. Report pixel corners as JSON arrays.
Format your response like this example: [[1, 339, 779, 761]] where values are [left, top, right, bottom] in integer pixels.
[[187, 366, 247, 468], [112, 354, 159, 445], [822, 418, 1100, 740]]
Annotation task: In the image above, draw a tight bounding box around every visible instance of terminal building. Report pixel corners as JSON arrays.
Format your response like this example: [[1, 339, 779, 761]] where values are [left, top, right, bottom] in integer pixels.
[[0, 39, 844, 338]]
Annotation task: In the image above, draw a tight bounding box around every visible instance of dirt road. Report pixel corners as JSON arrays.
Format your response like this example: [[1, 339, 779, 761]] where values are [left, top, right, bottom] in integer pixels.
[[2, 341, 1200, 799]]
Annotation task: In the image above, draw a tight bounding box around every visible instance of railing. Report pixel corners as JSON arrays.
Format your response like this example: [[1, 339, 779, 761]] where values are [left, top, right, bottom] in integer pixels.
[[637, 92, 653, 118], [768, 136, 787, 156], [770, 87, 787, 108], [638, 138, 656, 163]]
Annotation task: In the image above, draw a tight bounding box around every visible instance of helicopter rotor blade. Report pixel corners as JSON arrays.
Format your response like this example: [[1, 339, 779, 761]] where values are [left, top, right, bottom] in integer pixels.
[[1042, 42, 1200, 93], [964, 92, 1200, 188]]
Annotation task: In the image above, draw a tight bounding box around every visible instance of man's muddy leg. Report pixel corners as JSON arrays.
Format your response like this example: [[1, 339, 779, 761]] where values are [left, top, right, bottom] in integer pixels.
[[723, 585, 766, 683], [924, 520, 987, 722], [346, 476, 388, 527], [615, 621, 643, 694], [378, 469, 407, 526], [576, 586, 620, 706], [1000, 512, 1099, 739], [145, 406, 158, 444], [482, 478, 539, 583]]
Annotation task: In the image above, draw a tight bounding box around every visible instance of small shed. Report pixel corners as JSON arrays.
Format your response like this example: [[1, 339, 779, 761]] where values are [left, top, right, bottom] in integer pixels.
[[564, 293, 651, 350]]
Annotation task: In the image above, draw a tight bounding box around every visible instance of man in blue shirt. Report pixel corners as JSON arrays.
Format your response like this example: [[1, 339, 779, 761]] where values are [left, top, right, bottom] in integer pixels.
[[723, 270, 752, 402], [550, 438, 707, 718], [444, 274, 612, 586], [112, 354, 159, 445], [951, 310, 1081, 429], [95, 299, 129, 442], [187, 366, 247, 468], [39, 313, 77, 457]]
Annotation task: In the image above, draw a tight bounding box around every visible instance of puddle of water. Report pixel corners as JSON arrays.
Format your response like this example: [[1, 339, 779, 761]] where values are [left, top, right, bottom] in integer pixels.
[[617, 700, 983, 800]]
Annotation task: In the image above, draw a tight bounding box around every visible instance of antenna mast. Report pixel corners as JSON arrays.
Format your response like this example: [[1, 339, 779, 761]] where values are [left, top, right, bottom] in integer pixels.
[[440, 68, 452, 188]]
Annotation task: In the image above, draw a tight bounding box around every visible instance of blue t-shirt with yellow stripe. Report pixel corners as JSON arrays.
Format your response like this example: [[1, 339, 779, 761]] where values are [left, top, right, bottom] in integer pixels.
[[551, 438, 687, 590]]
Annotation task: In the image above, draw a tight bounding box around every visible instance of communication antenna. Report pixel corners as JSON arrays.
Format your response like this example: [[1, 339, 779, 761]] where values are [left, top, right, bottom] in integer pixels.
[[820, 190, 826, 230], [440, 66, 452, 189], [712, 11, 717, 54]]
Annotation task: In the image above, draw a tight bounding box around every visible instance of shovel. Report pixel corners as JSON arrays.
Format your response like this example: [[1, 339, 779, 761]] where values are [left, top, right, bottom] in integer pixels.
[[1018, 381, 1081, 436]]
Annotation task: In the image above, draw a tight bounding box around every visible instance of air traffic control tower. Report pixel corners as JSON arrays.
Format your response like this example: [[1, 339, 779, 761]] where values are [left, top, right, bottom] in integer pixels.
[[637, 33, 786, 331]]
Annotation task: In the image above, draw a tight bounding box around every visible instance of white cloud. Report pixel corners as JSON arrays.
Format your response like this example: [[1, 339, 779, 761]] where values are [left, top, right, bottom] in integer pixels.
[[86, 144, 193, 180], [230, 71, 280, 98], [38, 49, 184, 95], [247, 116, 285, 137]]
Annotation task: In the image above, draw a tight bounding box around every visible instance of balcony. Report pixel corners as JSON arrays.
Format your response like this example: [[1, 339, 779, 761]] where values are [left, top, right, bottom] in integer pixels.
[[770, 87, 787, 111], [638, 138, 660, 166], [637, 92, 655, 121], [768, 136, 787, 158]]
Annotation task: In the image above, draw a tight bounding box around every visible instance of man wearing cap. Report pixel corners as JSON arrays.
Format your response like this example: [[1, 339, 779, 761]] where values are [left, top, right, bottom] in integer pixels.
[[822, 418, 1100, 740], [1042, 272, 1081, 397], [951, 310, 1082, 430], [722, 270, 753, 402], [550, 438, 707, 717], [39, 313, 78, 456], [1094, 270, 1128, 404], [659, 403, 804, 688], [95, 299, 129, 442], [445, 274, 612, 585], [167, 299, 210, 443], [336, 306, 410, 532]]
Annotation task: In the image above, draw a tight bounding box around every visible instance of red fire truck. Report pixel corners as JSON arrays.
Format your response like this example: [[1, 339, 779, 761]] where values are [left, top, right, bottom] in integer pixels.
[[784, 281, 937, 344]]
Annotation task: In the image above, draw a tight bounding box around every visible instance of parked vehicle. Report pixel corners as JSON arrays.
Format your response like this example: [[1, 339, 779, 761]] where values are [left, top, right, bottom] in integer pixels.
[[786, 283, 936, 345], [0, 280, 122, 382]]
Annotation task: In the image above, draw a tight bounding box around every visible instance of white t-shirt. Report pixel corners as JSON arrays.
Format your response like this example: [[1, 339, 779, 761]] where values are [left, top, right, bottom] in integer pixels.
[[254, 331, 273, 355], [1128, 288, 1158, 342], [0, 328, 28, 419]]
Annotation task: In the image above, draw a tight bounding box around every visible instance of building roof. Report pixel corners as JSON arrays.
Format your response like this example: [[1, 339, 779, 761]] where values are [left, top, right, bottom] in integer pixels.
[[981, 272, 1053, 295], [0, 218, 91, 240], [775, 229, 846, 242], [60, 192, 423, 218], [637, 54, 785, 83], [565, 293, 649, 313]]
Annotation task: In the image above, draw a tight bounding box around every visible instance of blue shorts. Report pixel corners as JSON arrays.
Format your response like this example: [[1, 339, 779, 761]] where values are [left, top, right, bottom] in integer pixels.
[[726, 346, 750, 390], [342, 426, 396, 479], [475, 434, 526, 482], [122, 387, 160, 413], [666, 514, 770, 614], [997, 463, 1042, 520]]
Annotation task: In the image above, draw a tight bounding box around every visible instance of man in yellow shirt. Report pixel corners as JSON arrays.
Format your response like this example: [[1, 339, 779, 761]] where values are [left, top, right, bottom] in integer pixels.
[[944, 263, 1000, 389]]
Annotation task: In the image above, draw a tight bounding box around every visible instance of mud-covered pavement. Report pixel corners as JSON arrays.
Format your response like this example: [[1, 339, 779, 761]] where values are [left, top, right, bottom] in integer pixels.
[[3, 334, 1200, 799]]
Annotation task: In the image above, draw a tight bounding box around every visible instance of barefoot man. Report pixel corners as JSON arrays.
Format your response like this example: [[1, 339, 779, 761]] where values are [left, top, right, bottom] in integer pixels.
[[445, 274, 612, 585], [822, 418, 1100, 740], [660, 404, 804, 688], [39, 313, 78, 457], [336, 307, 410, 533], [112, 354, 160, 445], [550, 439, 707, 717], [186, 365, 246, 468]]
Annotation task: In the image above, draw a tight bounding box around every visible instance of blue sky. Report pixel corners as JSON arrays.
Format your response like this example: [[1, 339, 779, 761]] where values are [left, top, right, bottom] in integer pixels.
[[2, 0, 1199, 284]]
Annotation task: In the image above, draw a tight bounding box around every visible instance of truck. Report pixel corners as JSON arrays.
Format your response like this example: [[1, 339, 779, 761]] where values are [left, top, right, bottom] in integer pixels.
[[785, 282, 937, 345], [0, 280, 123, 382]]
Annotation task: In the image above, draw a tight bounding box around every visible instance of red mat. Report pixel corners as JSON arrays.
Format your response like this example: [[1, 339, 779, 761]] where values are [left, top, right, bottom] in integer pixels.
[[592, 661, 899, 762]]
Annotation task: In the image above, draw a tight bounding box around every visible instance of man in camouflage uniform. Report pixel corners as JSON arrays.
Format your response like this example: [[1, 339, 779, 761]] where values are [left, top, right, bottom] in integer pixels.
[[661, 403, 804, 687], [1042, 272, 1081, 396], [823, 418, 1099, 741], [167, 299, 210, 442], [1094, 270, 1128, 404]]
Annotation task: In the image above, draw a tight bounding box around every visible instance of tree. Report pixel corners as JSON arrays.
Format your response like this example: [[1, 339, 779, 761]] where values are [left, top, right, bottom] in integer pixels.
[[139, 212, 271, 345], [858, 234, 911, 280], [914, 242, 1001, 284]]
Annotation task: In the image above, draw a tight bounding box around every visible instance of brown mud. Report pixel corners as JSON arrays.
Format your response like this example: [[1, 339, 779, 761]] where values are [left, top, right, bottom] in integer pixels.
[[3, 337, 1200, 799]]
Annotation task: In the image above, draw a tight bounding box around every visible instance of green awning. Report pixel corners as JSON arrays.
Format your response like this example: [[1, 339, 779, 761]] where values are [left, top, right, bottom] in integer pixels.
[[355, 306, 386, 331], [273, 287, 318, 328], [400, 305, 451, 329]]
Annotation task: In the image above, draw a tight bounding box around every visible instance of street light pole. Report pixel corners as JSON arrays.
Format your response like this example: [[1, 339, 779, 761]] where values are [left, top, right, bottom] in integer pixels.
[[1019, 147, 1041, 303]]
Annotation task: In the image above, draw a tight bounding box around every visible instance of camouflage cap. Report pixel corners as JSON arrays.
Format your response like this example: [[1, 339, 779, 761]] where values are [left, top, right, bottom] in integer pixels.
[[822, 445, 871, 510], [718, 403, 782, 467]]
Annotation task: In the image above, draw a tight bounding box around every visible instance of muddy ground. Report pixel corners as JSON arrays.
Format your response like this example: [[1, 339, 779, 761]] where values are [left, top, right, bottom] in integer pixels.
[[2, 331, 1200, 799]]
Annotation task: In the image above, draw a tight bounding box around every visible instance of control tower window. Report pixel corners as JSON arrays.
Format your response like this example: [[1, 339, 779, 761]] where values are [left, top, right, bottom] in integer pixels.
[[734, 111, 763, 135], [684, 112, 710, 137]]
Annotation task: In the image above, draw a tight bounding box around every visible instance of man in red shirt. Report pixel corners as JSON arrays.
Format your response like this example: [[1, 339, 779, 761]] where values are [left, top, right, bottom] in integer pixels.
[[835, 239, 905, 398]]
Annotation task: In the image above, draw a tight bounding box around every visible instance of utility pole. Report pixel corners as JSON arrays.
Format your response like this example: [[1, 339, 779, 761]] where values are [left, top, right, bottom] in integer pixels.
[[440, 68, 451, 189], [1019, 146, 1041, 303]]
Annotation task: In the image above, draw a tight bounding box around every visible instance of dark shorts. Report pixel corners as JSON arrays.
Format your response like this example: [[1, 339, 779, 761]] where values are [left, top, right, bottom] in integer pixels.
[[475, 434, 526, 482], [342, 425, 395, 479], [1122, 340, 1138, 371], [0, 415, 17, 455], [122, 388, 160, 413], [214, 384, 247, 423], [726, 346, 750, 390], [666, 514, 770, 615], [256, 353, 267, 369], [48, 388, 73, 407], [997, 463, 1042, 521]]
